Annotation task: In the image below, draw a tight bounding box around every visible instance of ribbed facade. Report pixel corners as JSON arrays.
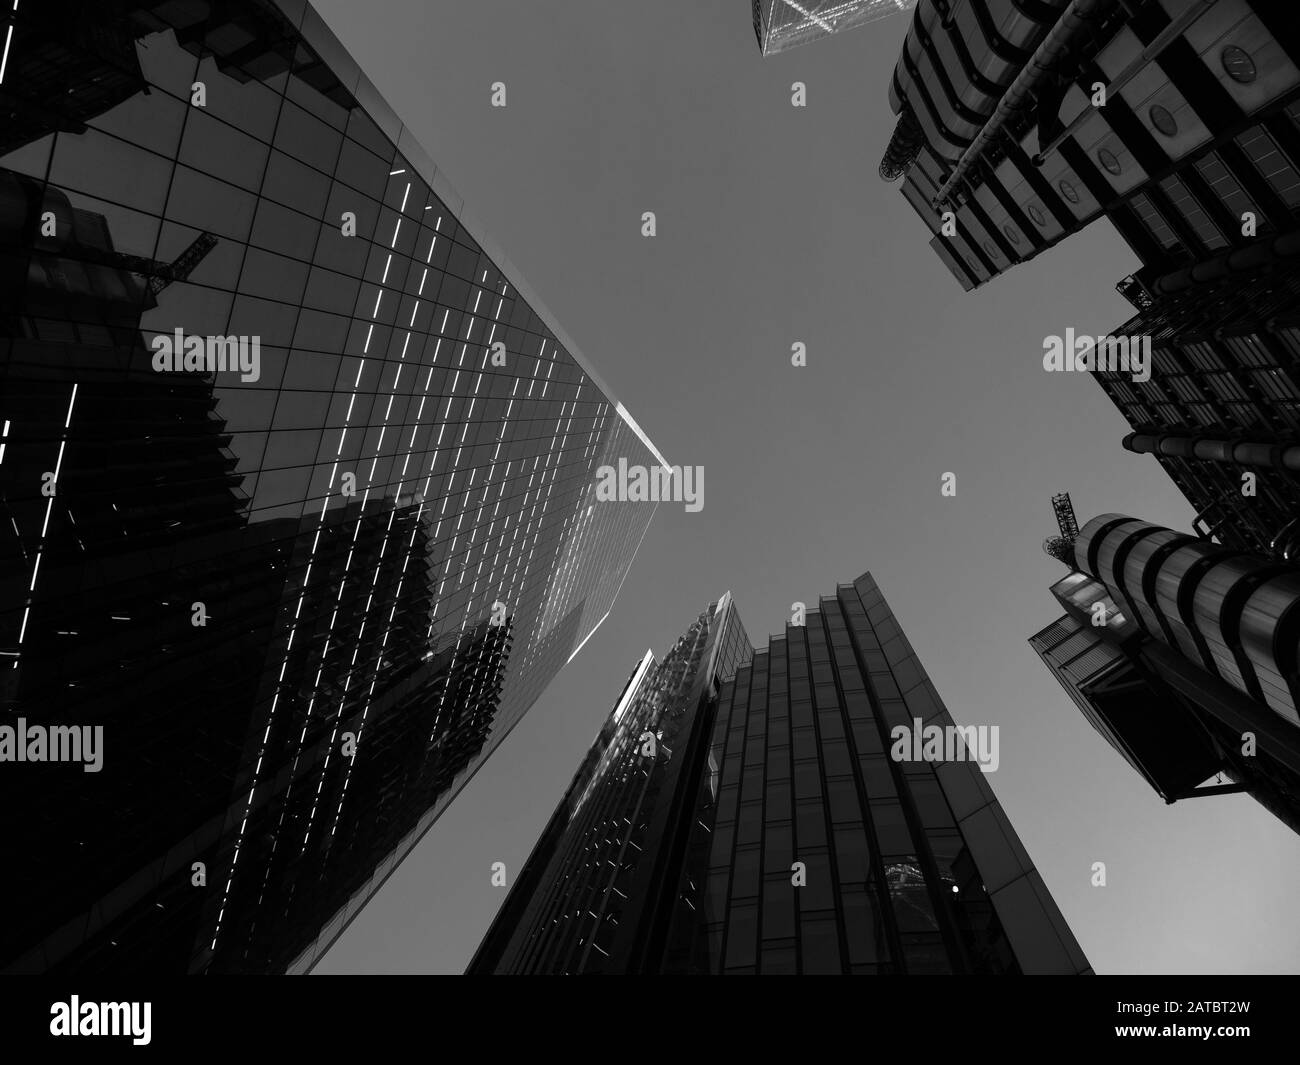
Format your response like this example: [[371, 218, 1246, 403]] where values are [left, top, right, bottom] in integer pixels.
[[1071, 512, 1300, 725], [880, 1, 1300, 578], [881, 0, 1300, 292], [1032, 511, 1300, 834]]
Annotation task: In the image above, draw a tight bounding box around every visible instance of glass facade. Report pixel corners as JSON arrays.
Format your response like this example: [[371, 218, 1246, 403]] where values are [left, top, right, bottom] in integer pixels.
[[469, 594, 752, 973], [472, 575, 1091, 975], [751, 0, 917, 57], [0, 0, 662, 974]]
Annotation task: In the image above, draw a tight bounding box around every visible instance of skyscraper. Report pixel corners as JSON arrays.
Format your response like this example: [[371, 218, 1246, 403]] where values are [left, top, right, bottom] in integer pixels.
[[878, 0, 1300, 293], [751, 0, 916, 57], [878, 1, 1300, 579], [0, 0, 664, 974], [1032, 501, 1300, 834], [470, 592, 753, 973], [1096, 249, 1300, 560], [471, 575, 1091, 974]]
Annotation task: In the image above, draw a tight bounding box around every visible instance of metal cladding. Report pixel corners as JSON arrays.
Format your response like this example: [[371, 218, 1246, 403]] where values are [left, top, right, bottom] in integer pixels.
[[1048, 569, 1141, 644], [930, 0, 1121, 208], [885, 0, 1071, 167], [1072, 514, 1300, 727], [881, 0, 1300, 290]]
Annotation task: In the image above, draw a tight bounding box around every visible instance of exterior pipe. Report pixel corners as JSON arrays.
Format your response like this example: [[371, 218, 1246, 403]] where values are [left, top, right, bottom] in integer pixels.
[[1031, 0, 1221, 164], [931, 0, 1118, 207], [1123, 431, 1300, 472]]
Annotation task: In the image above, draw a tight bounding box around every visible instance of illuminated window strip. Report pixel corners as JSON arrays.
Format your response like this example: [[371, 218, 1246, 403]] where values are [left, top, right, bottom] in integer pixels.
[[0, 0, 18, 87], [447, 289, 513, 635], [284, 200, 420, 830], [420, 282, 495, 657], [308, 499, 407, 845], [305, 185, 446, 845], [16, 382, 76, 648], [516, 379, 582, 671], [212, 177, 410, 951], [320, 254, 451, 828]]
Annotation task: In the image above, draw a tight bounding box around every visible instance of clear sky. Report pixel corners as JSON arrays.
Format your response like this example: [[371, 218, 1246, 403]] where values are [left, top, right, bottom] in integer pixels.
[[309, 0, 1300, 976]]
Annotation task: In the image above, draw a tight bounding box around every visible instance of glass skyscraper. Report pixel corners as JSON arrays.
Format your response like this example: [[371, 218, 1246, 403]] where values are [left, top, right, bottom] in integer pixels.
[[470, 593, 753, 973], [471, 574, 1091, 974], [0, 0, 663, 974], [751, 0, 917, 57]]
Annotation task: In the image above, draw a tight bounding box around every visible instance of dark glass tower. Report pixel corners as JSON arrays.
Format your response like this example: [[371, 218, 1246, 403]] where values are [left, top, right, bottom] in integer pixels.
[[0, 0, 664, 974], [1032, 506, 1300, 835], [470, 592, 753, 973], [471, 575, 1091, 974]]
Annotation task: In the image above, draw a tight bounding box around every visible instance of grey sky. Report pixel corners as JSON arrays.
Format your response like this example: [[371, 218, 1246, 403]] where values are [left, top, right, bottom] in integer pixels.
[[310, 0, 1300, 976]]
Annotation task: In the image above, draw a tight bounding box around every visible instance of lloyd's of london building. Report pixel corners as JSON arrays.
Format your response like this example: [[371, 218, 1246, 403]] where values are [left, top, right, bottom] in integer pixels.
[[1032, 501, 1300, 835], [876, 1, 1300, 830], [0, 0, 663, 974], [880, 0, 1300, 551], [471, 576, 1090, 975]]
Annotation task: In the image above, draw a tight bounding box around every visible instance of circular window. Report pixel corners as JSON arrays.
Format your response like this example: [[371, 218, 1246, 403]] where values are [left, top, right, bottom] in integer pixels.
[[1221, 45, 1257, 84], [1149, 104, 1178, 137], [982, 240, 999, 261], [1058, 178, 1080, 204], [1003, 224, 1022, 246], [1027, 203, 1046, 226], [1098, 148, 1123, 176]]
